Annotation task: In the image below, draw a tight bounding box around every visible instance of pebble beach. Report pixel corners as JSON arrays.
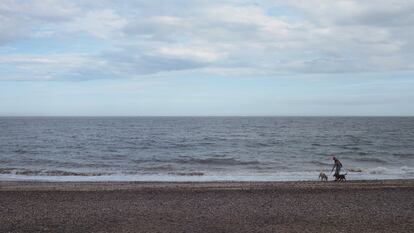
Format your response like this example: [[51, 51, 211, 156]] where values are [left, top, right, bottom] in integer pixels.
[[1, 179, 413, 232]]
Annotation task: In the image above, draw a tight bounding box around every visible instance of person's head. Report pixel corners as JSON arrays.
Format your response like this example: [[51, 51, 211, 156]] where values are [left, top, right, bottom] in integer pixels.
[[333, 156, 337, 161]]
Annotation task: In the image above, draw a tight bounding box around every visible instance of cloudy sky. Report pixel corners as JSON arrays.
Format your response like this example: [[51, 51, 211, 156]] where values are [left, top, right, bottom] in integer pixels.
[[1, 0, 413, 116]]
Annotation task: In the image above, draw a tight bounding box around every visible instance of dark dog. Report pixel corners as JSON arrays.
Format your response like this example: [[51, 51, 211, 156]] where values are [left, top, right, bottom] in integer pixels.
[[333, 173, 347, 182]]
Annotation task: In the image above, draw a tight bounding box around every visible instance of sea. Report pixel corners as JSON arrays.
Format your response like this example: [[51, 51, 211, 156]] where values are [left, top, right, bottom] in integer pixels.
[[0, 117, 413, 182]]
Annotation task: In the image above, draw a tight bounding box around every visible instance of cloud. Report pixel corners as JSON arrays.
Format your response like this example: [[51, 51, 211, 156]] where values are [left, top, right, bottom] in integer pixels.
[[283, 0, 414, 27], [0, 0, 79, 44], [0, 0, 414, 80], [157, 45, 224, 63], [0, 54, 92, 80], [63, 9, 127, 39], [94, 50, 206, 77]]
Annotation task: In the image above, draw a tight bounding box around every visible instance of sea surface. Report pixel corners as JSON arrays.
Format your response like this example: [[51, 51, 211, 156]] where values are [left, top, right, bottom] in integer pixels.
[[0, 117, 413, 181]]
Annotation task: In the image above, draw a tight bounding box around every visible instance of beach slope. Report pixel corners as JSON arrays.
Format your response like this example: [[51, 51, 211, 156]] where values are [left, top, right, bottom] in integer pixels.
[[1, 180, 413, 232]]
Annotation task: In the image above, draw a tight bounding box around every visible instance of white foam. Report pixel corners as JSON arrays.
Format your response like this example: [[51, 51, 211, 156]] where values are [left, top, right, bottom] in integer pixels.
[[0, 167, 413, 182], [368, 167, 389, 174]]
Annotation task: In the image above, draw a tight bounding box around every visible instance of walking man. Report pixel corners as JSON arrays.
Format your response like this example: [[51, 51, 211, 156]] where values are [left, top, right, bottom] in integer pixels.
[[332, 156, 342, 181]]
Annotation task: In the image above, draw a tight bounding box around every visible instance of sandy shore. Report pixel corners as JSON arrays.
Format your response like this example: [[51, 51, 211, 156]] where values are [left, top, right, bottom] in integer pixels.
[[1, 180, 413, 233]]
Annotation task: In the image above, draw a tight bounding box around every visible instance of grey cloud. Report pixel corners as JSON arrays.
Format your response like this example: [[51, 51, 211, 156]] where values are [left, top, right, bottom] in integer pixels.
[[331, 2, 414, 27], [0, 0, 79, 21], [123, 17, 191, 42], [100, 51, 207, 75], [0, 0, 79, 45], [1, 0, 414, 80], [57, 51, 208, 81]]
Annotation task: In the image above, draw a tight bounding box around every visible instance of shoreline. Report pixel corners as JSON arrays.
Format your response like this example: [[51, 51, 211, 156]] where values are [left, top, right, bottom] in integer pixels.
[[1, 170, 412, 183], [1, 179, 414, 191], [1, 179, 413, 232]]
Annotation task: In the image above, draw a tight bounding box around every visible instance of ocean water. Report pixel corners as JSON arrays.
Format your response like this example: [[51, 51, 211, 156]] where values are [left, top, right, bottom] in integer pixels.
[[0, 117, 413, 182]]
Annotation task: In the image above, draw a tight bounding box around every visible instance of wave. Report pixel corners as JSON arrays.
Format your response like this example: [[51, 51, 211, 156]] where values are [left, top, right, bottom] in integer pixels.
[[0, 168, 15, 174], [169, 172, 204, 176], [400, 166, 414, 174], [246, 164, 289, 171], [366, 166, 414, 175], [1, 166, 413, 182], [139, 164, 175, 172], [393, 153, 414, 158], [0, 168, 112, 176], [367, 167, 390, 175], [311, 143, 322, 146], [181, 157, 261, 165], [13, 149, 28, 154], [246, 142, 272, 148], [309, 160, 331, 166], [354, 157, 387, 163], [339, 146, 361, 150]]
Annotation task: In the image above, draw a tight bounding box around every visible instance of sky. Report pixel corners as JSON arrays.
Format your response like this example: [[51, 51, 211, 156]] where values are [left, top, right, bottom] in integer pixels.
[[0, 0, 414, 116]]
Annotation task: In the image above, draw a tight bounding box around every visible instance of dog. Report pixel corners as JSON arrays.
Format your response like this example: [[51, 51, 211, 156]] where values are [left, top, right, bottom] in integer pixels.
[[333, 173, 347, 182], [319, 172, 328, 181]]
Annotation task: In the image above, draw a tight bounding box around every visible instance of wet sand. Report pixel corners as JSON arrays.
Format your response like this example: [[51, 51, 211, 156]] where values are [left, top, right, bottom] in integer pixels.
[[1, 180, 413, 233]]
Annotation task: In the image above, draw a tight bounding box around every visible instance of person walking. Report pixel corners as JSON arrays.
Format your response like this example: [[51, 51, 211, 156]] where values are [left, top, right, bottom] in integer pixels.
[[331, 156, 342, 181]]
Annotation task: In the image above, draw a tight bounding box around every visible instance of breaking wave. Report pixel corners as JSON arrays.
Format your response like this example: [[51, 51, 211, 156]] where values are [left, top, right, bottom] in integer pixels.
[[354, 157, 387, 163], [180, 157, 261, 165], [0, 168, 112, 176]]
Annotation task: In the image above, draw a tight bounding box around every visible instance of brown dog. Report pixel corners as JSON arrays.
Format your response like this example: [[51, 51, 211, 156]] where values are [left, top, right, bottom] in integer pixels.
[[319, 172, 328, 181]]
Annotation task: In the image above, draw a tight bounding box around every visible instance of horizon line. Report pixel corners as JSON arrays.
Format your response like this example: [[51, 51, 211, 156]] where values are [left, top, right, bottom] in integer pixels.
[[1, 115, 413, 118]]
